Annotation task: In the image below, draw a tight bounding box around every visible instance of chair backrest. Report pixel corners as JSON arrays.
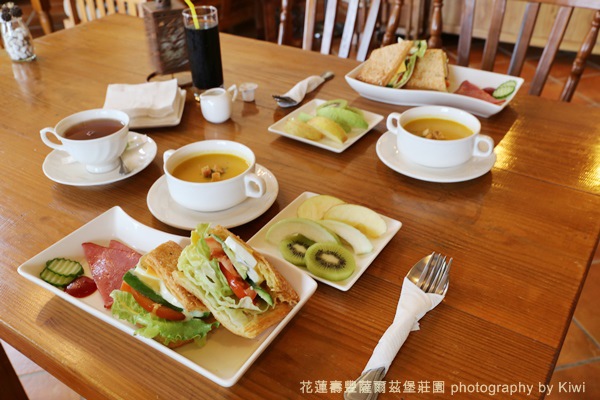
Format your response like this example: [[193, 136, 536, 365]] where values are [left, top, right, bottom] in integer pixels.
[[277, 0, 409, 61], [428, 0, 600, 102], [64, 0, 147, 27]]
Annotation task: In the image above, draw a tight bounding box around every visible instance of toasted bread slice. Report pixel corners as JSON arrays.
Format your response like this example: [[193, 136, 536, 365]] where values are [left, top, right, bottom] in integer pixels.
[[142, 241, 209, 315], [404, 49, 448, 92], [176, 226, 299, 339], [355, 40, 413, 86]]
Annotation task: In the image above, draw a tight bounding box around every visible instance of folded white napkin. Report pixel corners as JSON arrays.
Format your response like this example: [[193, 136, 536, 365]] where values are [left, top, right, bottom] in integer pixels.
[[276, 75, 325, 107], [103, 79, 179, 119], [363, 277, 446, 374]]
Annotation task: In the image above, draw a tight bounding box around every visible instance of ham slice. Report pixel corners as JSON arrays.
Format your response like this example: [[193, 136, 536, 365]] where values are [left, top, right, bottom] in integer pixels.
[[454, 80, 505, 105], [82, 241, 142, 308]]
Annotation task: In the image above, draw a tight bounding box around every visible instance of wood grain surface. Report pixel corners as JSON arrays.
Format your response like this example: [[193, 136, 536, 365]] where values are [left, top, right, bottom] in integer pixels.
[[1, 14, 599, 400]]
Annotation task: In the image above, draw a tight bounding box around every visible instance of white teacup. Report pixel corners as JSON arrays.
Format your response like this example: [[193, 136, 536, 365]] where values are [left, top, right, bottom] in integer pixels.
[[40, 109, 129, 173], [386, 106, 493, 168], [200, 84, 238, 123], [163, 140, 266, 212]]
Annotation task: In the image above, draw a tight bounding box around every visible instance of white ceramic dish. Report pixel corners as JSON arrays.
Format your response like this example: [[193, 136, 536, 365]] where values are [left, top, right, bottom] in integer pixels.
[[267, 99, 384, 153], [147, 164, 279, 230], [129, 89, 187, 129], [247, 192, 402, 291], [17, 206, 317, 387], [345, 64, 524, 118], [42, 132, 157, 186], [376, 131, 496, 183]]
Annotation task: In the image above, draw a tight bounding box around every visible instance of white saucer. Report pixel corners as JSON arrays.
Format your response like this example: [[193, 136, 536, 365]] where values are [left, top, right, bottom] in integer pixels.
[[147, 164, 279, 230], [42, 132, 157, 186], [376, 131, 496, 183], [129, 89, 186, 129]]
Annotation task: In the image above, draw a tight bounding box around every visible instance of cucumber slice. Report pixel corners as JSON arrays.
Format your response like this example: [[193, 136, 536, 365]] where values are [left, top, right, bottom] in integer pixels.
[[46, 258, 83, 277], [492, 80, 517, 99], [122, 270, 183, 312], [40, 267, 76, 287], [250, 282, 274, 307]]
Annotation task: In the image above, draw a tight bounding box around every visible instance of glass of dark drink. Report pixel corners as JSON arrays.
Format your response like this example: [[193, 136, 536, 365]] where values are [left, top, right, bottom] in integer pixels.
[[182, 6, 224, 101]]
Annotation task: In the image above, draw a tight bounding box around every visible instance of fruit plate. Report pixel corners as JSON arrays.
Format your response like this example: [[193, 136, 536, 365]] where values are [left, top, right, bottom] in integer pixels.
[[248, 192, 402, 291], [345, 64, 524, 118], [17, 206, 317, 387], [267, 99, 384, 153]]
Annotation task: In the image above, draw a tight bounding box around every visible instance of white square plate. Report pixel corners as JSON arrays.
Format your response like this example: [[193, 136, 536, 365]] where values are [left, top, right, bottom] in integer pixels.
[[248, 192, 402, 291], [17, 206, 317, 387], [345, 64, 524, 118], [267, 99, 384, 153]]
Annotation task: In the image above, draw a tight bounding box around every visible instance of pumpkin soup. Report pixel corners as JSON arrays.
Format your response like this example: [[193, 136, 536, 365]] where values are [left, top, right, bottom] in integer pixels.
[[404, 118, 473, 140], [172, 153, 249, 183]]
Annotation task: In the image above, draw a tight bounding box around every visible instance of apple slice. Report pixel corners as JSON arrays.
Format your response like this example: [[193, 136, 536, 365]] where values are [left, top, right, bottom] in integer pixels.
[[307, 116, 348, 143], [323, 204, 387, 238], [317, 220, 373, 254], [266, 217, 340, 245], [283, 118, 324, 141], [297, 195, 346, 220]]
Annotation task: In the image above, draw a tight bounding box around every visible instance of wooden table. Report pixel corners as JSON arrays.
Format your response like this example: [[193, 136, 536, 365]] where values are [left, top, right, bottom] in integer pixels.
[[1, 14, 599, 400]]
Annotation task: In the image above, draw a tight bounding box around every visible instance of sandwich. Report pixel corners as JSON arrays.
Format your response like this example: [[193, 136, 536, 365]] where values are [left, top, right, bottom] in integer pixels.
[[174, 224, 300, 339], [110, 241, 218, 348], [356, 39, 427, 88], [404, 48, 449, 92]]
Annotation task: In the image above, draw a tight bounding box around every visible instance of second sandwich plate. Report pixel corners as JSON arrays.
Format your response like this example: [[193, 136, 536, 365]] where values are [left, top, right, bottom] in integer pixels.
[[345, 64, 524, 118]]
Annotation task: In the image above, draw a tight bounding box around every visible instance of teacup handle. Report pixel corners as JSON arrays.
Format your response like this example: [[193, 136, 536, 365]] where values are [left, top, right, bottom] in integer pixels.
[[386, 112, 403, 134], [244, 173, 265, 198], [163, 149, 175, 164], [473, 135, 494, 157], [227, 84, 238, 102], [40, 128, 65, 151]]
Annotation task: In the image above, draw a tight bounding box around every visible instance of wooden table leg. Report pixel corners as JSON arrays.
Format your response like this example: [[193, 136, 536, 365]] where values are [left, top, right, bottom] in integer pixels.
[[29, 0, 54, 35], [0, 344, 29, 400]]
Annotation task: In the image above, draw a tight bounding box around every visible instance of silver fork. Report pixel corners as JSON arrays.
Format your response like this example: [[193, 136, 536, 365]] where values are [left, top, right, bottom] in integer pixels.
[[345, 252, 451, 400]]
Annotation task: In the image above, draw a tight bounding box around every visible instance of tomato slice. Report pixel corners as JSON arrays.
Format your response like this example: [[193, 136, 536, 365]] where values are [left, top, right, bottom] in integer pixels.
[[205, 236, 226, 258], [219, 262, 257, 301], [120, 282, 186, 321]]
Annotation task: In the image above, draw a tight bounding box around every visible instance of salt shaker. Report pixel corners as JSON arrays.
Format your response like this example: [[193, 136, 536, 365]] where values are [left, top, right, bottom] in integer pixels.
[[1, 4, 36, 62]]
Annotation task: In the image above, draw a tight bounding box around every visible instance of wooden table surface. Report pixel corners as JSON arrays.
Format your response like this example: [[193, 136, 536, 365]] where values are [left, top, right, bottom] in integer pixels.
[[1, 14, 599, 400]]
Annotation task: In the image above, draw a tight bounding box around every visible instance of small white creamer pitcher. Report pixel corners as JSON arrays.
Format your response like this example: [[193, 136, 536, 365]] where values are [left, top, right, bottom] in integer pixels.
[[200, 84, 238, 124]]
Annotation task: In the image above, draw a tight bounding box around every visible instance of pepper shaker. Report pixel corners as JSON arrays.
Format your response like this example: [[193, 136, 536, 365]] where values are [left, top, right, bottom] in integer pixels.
[[1, 4, 36, 62]]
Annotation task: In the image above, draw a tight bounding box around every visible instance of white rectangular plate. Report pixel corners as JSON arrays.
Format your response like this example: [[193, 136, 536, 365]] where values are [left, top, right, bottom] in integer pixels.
[[17, 206, 317, 387], [248, 192, 402, 291], [345, 64, 524, 118], [267, 99, 383, 153]]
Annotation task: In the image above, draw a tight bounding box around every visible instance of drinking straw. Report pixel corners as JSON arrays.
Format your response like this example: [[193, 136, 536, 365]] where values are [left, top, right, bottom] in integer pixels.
[[183, 0, 200, 29]]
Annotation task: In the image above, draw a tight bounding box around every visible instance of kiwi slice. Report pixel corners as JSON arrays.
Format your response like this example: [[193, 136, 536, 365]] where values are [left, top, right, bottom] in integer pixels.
[[305, 242, 356, 281], [279, 235, 315, 266]]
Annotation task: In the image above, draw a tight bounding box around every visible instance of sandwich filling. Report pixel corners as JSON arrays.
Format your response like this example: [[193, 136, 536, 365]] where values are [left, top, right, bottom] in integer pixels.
[[175, 224, 299, 338], [386, 40, 427, 88], [110, 241, 217, 347]]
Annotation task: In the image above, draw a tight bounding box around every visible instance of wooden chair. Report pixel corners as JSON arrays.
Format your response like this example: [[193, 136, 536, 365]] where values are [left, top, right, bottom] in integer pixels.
[[64, 0, 147, 28], [277, 0, 412, 61], [427, 0, 600, 102]]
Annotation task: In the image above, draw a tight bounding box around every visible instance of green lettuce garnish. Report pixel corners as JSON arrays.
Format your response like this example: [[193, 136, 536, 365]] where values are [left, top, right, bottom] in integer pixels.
[[110, 290, 218, 346]]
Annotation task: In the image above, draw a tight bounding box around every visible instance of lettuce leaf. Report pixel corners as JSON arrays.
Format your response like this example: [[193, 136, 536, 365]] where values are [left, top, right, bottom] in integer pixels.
[[177, 224, 270, 329], [110, 290, 218, 346]]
